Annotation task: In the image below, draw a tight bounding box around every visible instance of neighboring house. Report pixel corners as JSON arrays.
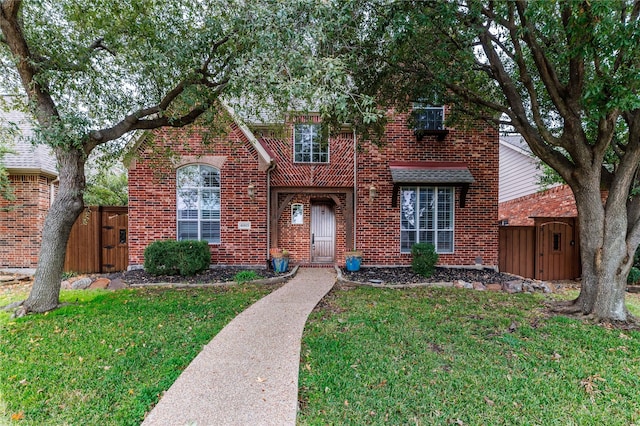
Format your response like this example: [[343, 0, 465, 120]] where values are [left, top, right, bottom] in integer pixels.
[[499, 184, 578, 227], [499, 133, 553, 203], [497, 134, 581, 280], [0, 107, 58, 269], [127, 104, 499, 270]]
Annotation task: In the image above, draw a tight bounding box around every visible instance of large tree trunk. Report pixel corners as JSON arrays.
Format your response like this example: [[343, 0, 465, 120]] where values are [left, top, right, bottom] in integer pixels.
[[571, 183, 632, 322], [22, 147, 86, 313]]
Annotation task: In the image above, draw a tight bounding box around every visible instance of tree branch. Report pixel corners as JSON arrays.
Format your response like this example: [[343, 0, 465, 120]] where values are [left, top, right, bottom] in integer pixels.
[[88, 37, 116, 56], [1, 0, 60, 128], [514, 1, 570, 117]]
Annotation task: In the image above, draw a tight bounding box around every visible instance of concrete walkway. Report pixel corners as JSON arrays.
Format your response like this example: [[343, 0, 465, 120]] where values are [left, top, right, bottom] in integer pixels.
[[142, 267, 336, 426]]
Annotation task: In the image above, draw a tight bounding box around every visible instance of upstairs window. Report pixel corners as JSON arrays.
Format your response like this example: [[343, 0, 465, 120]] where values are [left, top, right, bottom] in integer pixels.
[[176, 164, 221, 243], [294, 123, 329, 163], [413, 104, 444, 131], [412, 103, 448, 141]]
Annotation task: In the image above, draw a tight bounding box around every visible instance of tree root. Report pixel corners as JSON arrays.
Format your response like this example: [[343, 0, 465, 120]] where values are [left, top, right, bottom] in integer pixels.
[[1, 299, 24, 312], [13, 305, 28, 318], [545, 299, 640, 329], [548, 300, 584, 314]]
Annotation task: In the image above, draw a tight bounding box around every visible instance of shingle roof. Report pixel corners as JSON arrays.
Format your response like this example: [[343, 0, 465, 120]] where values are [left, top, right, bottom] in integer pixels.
[[0, 107, 58, 178], [389, 161, 475, 184], [389, 162, 475, 208]]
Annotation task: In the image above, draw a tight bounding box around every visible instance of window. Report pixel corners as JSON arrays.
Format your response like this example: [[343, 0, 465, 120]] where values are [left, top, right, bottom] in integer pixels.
[[400, 187, 454, 253], [291, 203, 304, 224], [294, 123, 329, 163], [413, 104, 444, 131], [176, 165, 221, 243]]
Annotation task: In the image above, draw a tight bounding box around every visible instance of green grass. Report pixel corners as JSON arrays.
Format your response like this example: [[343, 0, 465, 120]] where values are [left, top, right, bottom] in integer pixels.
[[0, 285, 271, 425], [299, 287, 640, 425]]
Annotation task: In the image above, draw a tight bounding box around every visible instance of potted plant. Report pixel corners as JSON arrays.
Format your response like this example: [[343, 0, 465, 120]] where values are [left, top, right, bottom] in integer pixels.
[[345, 249, 363, 272], [271, 248, 289, 273]]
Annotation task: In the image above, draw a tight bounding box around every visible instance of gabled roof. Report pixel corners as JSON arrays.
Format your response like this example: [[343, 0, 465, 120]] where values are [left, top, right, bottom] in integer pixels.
[[221, 101, 274, 169], [0, 105, 58, 178], [126, 101, 275, 172]]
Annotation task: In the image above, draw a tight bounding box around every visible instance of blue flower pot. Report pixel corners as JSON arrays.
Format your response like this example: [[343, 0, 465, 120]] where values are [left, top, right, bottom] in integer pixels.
[[272, 257, 289, 273], [345, 255, 362, 272]]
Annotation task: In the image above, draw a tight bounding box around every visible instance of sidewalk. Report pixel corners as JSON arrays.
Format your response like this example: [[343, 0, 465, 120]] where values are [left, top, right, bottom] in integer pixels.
[[142, 267, 336, 426]]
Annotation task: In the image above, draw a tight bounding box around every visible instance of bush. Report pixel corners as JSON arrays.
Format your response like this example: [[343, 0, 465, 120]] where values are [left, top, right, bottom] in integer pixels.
[[144, 240, 210, 276], [234, 270, 261, 284], [411, 243, 439, 278], [628, 267, 640, 284]]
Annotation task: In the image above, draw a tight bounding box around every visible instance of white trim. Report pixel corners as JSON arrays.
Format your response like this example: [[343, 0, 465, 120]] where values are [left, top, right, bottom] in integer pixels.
[[293, 123, 330, 164], [220, 101, 273, 166], [399, 186, 455, 254], [176, 164, 221, 244]]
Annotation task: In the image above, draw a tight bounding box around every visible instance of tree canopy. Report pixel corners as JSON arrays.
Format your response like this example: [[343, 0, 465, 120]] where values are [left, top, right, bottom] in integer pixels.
[[319, 0, 640, 321], [0, 0, 349, 313]]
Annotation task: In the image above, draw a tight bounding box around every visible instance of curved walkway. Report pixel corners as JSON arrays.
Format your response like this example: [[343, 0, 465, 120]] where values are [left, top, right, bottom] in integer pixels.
[[142, 267, 336, 426]]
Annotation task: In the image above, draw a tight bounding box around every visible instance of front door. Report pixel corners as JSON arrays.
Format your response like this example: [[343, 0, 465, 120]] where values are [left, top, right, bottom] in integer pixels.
[[311, 203, 335, 263]]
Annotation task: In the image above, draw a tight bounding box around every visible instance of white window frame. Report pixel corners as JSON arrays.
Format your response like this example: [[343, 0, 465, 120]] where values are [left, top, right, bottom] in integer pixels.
[[294, 123, 329, 163], [400, 186, 454, 254], [176, 164, 221, 244], [291, 203, 304, 224]]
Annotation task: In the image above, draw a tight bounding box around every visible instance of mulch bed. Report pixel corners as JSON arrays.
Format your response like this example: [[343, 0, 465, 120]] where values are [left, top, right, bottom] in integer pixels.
[[108, 265, 521, 286], [342, 266, 522, 286], [106, 267, 285, 285]]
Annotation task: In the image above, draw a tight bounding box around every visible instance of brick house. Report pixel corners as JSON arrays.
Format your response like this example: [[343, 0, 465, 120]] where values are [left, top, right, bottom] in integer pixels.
[[0, 107, 58, 269], [127, 104, 499, 270]]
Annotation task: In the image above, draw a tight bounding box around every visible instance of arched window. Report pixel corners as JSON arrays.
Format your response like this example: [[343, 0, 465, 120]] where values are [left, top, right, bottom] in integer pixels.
[[176, 164, 220, 243]]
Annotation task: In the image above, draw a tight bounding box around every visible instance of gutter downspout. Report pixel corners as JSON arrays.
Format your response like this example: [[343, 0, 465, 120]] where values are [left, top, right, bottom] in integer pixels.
[[266, 161, 276, 267], [353, 128, 357, 250]]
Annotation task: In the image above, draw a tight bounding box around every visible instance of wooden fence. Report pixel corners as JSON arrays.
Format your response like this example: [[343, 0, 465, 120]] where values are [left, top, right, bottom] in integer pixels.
[[499, 218, 580, 281], [64, 206, 128, 274], [499, 226, 536, 279]]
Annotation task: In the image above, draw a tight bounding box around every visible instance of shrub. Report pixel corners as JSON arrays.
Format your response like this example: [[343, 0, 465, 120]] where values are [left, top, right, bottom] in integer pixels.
[[234, 270, 261, 284], [411, 243, 439, 278], [144, 240, 210, 276], [628, 267, 640, 284]]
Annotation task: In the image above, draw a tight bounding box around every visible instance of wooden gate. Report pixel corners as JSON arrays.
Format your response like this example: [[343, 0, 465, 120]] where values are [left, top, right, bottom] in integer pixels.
[[311, 203, 335, 263], [499, 217, 580, 280], [536, 218, 579, 281], [64, 206, 128, 273]]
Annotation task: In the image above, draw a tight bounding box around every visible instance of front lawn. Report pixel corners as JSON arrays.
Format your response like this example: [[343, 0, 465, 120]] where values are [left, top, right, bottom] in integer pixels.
[[0, 285, 271, 425], [298, 287, 640, 425]]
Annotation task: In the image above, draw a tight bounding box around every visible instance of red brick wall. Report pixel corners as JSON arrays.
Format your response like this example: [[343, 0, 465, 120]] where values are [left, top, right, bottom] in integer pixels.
[[129, 109, 499, 269], [0, 174, 54, 268], [355, 111, 499, 267], [128, 124, 269, 268], [268, 130, 355, 187], [498, 184, 579, 226]]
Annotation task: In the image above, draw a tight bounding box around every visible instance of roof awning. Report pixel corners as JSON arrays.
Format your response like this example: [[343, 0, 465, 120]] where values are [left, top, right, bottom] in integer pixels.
[[389, 161, 475, 207]]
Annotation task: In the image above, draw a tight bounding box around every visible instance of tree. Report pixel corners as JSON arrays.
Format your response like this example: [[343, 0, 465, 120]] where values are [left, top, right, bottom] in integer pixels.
[[0, 0, 326, 314], [323, 0, 640, 321], [0, 138, 14, 203], [84, 169, 128, 206]]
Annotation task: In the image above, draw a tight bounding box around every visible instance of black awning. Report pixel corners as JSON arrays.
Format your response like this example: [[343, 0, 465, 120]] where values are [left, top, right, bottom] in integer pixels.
[[389, 162, 475, 207]]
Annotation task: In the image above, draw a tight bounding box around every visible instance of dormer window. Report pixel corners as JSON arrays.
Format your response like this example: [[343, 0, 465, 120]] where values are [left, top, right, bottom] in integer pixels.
[[294, 123, 329, 163], [412, 104, 448, 141]]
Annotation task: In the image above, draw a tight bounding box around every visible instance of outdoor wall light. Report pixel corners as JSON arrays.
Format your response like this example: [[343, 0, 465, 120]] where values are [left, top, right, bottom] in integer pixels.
[[247, 183, 256, 200], [369, 185, 377, 200]]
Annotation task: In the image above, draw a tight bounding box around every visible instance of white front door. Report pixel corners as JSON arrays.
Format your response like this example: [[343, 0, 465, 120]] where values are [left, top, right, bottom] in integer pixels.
[[311, 203, 335, 263]]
